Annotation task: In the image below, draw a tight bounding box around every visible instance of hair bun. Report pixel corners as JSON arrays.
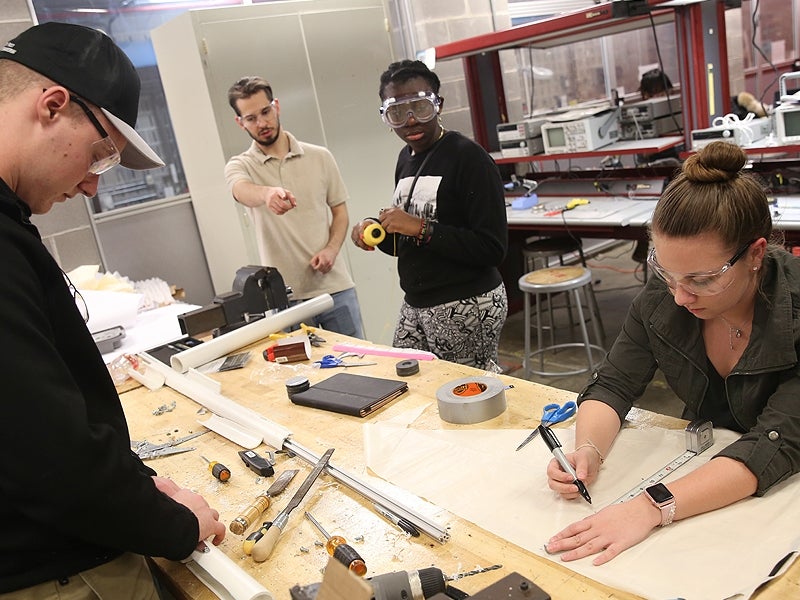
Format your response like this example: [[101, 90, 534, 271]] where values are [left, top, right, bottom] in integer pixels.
[[683, 141, 746, 183]]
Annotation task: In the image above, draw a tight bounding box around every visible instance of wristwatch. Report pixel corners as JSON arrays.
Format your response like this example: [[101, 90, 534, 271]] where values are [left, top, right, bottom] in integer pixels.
[[645, 483, 676, 527]]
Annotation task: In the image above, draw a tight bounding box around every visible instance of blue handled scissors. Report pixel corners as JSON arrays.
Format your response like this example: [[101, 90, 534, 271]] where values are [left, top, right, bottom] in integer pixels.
[[515, 401, 577, 451], [315, 354, 377, 369]]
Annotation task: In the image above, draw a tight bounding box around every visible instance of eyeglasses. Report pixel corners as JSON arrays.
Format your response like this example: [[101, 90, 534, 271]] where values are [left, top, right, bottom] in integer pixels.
[[379, 92, 440, 128], [647, 240, 754, 296], [238, 100, 276, 126], [69, 95, 121, 175], [62, 269, 90, 323]]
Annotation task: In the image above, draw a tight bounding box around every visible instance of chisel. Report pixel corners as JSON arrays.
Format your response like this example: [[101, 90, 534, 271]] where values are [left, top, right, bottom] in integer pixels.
[[230, 469, 299, 535], [251, 448, 334, 562]]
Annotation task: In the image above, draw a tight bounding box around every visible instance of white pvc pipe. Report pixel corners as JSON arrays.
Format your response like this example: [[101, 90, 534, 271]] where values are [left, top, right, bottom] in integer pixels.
[[170, 294, 334, 373], [141, 354, 292, 449], [185, 542, 273, 600]]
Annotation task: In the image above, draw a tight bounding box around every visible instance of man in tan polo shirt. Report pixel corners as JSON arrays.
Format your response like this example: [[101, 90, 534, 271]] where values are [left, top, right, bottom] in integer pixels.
[[225, 76, 364, 338]]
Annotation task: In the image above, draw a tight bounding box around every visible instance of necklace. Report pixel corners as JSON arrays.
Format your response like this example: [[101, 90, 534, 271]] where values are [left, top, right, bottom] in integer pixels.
[[719, 315, 747, 351]]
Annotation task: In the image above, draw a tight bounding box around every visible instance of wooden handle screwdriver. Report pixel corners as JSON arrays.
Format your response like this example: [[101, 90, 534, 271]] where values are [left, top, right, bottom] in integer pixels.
[[230, 469, 298, 535]]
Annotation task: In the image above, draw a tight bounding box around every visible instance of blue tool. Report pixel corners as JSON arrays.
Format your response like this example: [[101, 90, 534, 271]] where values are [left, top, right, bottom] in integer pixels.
[[515, 401, 577, 451], [314, 354, 377, 369]]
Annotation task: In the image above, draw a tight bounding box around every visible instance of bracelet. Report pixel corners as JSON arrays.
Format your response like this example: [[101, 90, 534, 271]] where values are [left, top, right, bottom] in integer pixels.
[[416, 218, 427, 246], [575, 440, 605, 464]]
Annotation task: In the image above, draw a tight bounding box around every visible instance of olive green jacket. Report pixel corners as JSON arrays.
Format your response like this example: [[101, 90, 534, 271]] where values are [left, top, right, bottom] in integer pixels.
[[578, 250, 800, 495]]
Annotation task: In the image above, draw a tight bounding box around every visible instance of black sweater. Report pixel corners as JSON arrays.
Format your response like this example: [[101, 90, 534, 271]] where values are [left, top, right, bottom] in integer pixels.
[[377, 131, 508, 307], [0, 179, 198, 593]]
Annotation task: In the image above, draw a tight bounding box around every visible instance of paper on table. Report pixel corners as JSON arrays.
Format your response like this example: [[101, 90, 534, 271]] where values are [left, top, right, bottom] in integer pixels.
[[364, 424, 800, 600], [101, 303, 200, 363], [83, 289, 143, 334], [184, 543, 273, 600]]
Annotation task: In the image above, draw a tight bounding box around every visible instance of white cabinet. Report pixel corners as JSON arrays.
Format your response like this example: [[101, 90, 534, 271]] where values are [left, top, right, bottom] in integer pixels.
[[152, 0, 402, 343]]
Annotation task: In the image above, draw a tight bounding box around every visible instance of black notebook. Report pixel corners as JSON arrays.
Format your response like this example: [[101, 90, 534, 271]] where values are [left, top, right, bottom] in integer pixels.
[[289, 372, 408, 417]]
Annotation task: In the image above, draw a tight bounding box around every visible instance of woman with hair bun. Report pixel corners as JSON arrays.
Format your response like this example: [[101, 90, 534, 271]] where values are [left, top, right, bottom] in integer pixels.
[[544, 141, 800, 563]]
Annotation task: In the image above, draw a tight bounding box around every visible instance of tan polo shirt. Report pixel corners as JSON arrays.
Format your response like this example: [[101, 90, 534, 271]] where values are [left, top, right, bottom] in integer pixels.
[[224, 131, 355, 300]]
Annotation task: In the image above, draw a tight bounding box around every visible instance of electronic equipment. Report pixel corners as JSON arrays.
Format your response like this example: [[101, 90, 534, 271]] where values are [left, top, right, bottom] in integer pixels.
[[178, 265, 289, 336], [500, 136, 544, 158], [691, 117, 772, 150], [620, 95, 682, 122], [541, 105, 619, 153], [496, 118, 545, 142], [775, 72, 800, 144], [497, 118, 546, 158], [619, 95, 682, 140], [621, 113, 683, 140]]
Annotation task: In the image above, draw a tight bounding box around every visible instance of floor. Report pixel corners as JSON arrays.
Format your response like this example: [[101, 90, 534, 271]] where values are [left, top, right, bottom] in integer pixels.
[[497, 239, 685, 419]]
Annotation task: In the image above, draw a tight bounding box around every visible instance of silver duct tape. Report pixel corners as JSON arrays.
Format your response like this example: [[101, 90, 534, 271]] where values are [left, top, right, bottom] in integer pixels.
[[435, 377, 507, 424]]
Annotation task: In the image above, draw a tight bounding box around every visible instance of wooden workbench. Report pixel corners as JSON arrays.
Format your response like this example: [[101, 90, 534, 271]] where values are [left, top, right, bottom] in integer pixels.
[[119, 331, 798, 600]]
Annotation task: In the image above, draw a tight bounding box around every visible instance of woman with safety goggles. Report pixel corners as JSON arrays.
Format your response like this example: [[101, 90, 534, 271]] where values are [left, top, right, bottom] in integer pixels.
[[544, 140, 800, 564], [350, 59, 508, 369]]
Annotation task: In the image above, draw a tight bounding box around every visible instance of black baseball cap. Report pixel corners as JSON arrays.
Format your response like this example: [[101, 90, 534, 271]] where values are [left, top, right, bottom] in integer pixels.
[[0, 22, 164, 170]]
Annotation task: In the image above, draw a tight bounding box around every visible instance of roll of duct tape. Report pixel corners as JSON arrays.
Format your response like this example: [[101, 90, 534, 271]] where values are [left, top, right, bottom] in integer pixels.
[[395, 359, 420, 376], [435, 376, 507, 424]]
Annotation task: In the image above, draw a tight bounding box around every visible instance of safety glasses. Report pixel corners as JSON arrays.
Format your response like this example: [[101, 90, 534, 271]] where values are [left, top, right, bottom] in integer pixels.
[[379, 92, 440, 128], [70, 95, 121, 175], [647, 240, 754, 296]]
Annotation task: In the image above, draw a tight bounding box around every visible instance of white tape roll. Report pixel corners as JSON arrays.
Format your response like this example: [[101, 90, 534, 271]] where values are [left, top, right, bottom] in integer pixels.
[[435, 376, 507, 424]]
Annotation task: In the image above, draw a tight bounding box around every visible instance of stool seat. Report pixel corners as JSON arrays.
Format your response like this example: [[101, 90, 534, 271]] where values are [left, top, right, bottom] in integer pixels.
[[518, 266, 605, 378], [522, 265, 589, 289]]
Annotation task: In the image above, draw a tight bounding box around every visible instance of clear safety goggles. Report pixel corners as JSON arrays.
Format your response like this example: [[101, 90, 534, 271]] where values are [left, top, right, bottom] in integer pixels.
[[70, 95, 121, 176], [379, 92, 440, 128], [647, 240, 753, 296]]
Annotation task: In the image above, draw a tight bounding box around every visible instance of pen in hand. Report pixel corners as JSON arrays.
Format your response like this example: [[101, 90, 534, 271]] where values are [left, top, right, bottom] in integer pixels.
[[538, 424, 592, 505]]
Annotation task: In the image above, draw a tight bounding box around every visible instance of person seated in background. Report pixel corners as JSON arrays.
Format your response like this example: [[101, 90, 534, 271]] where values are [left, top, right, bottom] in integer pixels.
[[634, 68, 683, 169], [639, 68, 674, 100]]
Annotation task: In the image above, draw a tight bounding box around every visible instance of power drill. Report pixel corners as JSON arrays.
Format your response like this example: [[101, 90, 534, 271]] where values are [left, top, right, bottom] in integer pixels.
[[289, 567, 463, 600]]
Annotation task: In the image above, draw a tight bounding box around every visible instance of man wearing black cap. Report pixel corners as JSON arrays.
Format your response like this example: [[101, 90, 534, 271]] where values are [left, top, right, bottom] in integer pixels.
[[0, 22, 225, 598]]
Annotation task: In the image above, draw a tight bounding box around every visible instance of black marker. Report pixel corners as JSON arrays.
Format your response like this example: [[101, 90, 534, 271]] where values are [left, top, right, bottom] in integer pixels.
[[538, 425, 592, 504], [373, 503, 420, 537]]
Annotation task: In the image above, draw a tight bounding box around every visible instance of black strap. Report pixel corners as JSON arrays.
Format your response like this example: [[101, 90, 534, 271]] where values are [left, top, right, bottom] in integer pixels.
[[402, 131, 448, 212]]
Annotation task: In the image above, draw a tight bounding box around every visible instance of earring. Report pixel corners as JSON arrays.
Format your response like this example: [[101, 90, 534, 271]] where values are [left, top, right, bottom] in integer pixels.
[[752, 266, 759, 271]]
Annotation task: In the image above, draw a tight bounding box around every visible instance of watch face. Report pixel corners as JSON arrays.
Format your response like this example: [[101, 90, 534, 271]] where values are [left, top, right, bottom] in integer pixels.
[[646, 483, 673, 503]]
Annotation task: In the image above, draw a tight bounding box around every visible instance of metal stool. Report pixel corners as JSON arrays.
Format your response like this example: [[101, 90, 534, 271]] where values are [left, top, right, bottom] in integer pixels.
[[519, 265, 606, 377], [521, 237, 605, 344]]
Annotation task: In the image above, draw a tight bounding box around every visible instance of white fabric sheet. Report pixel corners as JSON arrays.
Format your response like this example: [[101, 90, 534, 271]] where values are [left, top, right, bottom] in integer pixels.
[[364, 421, 800, 600]]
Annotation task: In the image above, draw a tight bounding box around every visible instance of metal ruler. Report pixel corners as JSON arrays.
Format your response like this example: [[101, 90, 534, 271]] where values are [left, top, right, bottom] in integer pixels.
[[612, 419, 714, 504]]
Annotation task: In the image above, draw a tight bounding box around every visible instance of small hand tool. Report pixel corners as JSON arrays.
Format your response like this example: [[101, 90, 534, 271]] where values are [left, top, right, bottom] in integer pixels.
[[539, 424, 592, 504], [251, 448, 334, 562], [131, 430, 208, 460], [543, 197, 590, 217], [304, 511, 368, 576], [314, 354, 377, 369], [231, 469, 299, 536], [238, 449, 275, 477], [516, 401, 577, 451], [201, 455, 231, 482]]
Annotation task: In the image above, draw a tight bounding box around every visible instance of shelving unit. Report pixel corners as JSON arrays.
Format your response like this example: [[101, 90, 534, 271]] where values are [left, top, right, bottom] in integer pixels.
[[432, 0, 729, 154], [492, 136, 683, 165]]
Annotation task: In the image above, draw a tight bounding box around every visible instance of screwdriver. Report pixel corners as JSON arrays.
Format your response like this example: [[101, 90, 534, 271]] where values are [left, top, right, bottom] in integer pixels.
[[201, 455, 231, 482], [304, 511, 367, 576]]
